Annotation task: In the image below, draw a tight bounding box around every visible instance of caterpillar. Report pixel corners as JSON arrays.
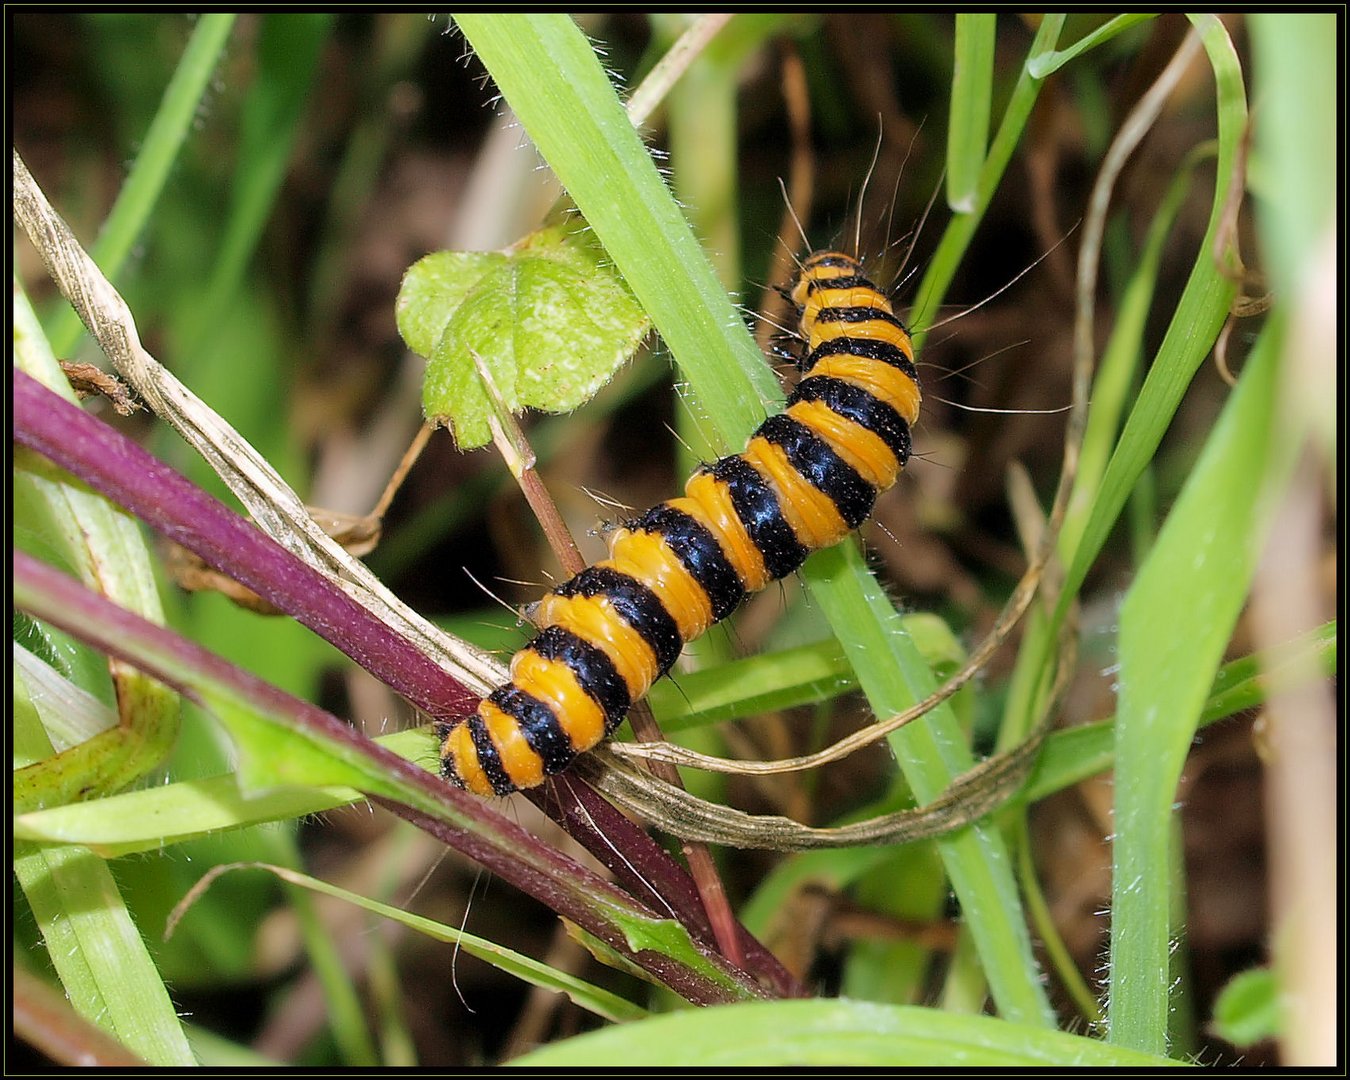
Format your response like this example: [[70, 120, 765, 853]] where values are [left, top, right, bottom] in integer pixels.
[[438, 250, 921, 796]]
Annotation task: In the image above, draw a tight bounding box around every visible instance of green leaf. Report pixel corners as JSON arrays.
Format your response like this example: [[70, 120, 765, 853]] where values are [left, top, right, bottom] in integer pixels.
[[12, 727, 435, 856], [453, 12, 782, 448], [1211, 967, 1282, 1048], [508, 1000, 1187, 1067], [398, 223, 651, 448]]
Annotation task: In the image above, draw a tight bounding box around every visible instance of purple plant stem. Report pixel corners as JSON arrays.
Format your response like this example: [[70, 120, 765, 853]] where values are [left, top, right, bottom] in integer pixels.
[[13, 367, 475, 721], [13, 369, 802, 996], [535, 777, 806, 999], [14, 549, 765, 1005]]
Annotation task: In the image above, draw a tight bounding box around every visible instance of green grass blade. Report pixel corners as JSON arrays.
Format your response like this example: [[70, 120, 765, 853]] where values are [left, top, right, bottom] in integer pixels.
[[995, 141, 1217, 755], [508, 999, 1187, 1068], [947, 14, 996, 212], [184, 1026, 283, 1067], [1247, 14, 1337, 300], [1108, 316, 1292, 1052], [1059, 146, 1211, 562], [13, 728, 431, 856], [803, 544, 1056, 1026], [14, 695, 195, 1064], [649, 614, 962, 734], [14, 843, 198, 1066], [282, 874, 380, 1066], [1027, 14, 1156, 79], [46, 13, 238, 356], [1056, 15, 1248, 613], [911, 15, 1064, 338], [184, 13, 334, 350]]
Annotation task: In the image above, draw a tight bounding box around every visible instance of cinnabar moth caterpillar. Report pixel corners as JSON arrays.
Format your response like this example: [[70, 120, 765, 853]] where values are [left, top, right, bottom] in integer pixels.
[[439, 251, 920, 796]]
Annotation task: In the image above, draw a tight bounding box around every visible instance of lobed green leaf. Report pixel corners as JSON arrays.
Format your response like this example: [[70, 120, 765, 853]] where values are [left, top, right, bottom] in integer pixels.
[[398, 223, 650, 448]]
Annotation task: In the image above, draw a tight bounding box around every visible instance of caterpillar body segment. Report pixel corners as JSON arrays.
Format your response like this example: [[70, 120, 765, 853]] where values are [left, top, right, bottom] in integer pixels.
[[439, 252, 920, 796]]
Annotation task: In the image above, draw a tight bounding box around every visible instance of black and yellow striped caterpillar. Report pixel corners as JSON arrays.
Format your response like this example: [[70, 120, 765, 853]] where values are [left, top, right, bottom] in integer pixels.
[[439, 251, 921, 796]]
